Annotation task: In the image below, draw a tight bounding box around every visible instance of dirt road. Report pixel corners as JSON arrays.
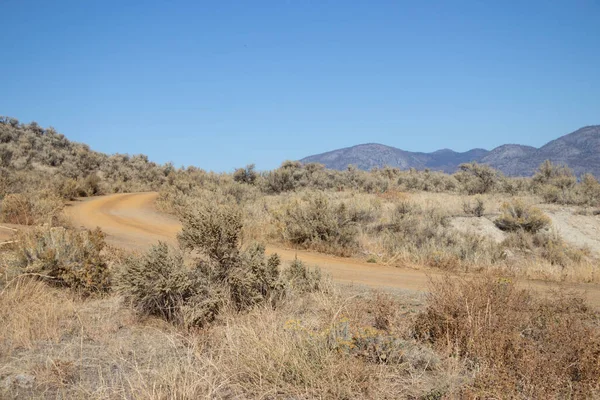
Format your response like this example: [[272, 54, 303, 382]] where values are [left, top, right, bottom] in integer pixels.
[[66, 192, 443, 292], [66, 192, 600, 305]]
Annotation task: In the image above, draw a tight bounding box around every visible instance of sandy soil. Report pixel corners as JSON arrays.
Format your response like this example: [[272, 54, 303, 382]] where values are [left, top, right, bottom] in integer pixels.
[[58, 192, 600, 307], [541, 205, 600, 256], [451, 216, 507, 243]]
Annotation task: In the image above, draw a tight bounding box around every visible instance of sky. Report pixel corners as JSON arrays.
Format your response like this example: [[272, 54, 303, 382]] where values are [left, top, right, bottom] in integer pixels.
[[1, 1, 599, 171]]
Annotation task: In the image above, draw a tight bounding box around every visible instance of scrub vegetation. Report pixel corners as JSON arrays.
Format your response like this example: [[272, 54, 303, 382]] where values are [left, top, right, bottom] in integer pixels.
[[1, 118, 600, 398]]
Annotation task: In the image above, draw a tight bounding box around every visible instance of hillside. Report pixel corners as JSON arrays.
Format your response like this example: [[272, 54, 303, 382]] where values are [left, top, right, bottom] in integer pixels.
[[301, 126, 600, 176], [0, 116, 175, 197]]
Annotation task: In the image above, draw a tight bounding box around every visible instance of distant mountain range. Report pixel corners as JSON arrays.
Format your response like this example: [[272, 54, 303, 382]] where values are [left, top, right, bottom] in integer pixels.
[[300, 126, 600, 177]]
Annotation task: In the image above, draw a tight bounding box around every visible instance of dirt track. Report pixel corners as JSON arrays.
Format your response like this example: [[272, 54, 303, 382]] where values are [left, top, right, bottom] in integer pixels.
[[66, 192, 600, 305], [66, 193, 442, 292]]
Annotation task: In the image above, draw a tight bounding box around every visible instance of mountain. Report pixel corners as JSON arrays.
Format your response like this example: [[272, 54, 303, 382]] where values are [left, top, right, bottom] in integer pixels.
[[300, 126, 600, 177], [300, 144, 490, 173]]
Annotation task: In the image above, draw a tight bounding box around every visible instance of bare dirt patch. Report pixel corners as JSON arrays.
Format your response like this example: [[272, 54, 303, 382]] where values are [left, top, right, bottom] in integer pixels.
[[451, 216, 506, 243], [541, 205, 600, 256]]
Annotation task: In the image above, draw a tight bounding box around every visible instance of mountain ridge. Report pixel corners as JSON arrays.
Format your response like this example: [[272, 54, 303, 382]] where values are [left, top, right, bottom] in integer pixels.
[[300, 126, 600, 177]]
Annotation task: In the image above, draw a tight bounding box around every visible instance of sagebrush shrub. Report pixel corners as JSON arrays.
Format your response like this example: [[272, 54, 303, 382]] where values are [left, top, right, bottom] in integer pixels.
[[495, 200, 551, 233], [283, 257, 322, 293], [177, 198, 243, 264], [233, 164, 258, 185], [0, 190, 64, 226], [534, 160, 580, 204], [116, 242, 219, 326], [455, 162, 498, 194], [280, 193, 358, 256], [15, 226, 110, 295], [119, 198, 285, 327]]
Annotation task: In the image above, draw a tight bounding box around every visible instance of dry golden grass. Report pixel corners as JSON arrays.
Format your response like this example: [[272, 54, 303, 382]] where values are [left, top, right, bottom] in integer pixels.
[[0, 278, 75, 357], [415, 276, 600, 398], [0, 277, 469, 399]]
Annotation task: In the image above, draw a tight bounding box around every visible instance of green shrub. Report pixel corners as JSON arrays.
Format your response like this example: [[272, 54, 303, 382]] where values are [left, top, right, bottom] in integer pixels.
[[494, 200, 551, 233], [14, 227, 110, 295]]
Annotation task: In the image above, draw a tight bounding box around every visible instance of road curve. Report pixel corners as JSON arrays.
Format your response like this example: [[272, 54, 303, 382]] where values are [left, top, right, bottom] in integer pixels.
[[66, 192, 600, 304]]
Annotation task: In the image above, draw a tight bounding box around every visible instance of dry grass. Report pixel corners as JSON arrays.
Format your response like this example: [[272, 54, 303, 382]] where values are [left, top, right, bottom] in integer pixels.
[[0, 277, 469, 399], [414, 276, 600, 398], [0, 278, 75, 357]]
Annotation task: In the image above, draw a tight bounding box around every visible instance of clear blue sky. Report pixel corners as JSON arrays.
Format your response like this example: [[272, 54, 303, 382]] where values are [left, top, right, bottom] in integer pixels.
[[1, 1, 598, 171]]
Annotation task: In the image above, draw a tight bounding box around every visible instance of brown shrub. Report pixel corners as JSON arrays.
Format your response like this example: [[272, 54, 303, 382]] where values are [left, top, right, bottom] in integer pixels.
[[414, 277, 600, 398], [0, 191, 64, 226], [14, 226, 110, 295], [0, 193, 34, 224]]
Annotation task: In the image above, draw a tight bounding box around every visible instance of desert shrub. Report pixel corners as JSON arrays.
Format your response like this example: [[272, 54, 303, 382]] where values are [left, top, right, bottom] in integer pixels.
[[120, 198, 284, 327], [283, 258, 322, 293], [502, 230, 588, 268], [14, 227, 110, 295], [178, 197, 243, 264], [55, 177, 79, 200], [116, 242, 220, 326], [0, 190, 65, 226], [534, 160, 579, 204], [454, 162, 499, 194], [397, 169, 458, 192], [261, 160, 304, 194], [414, 277, 600, 398], [378, 201, 501, 270], [0, 193, 34, 224], [228, 242, 283, 310], [535, 232, 588, 267], [495, 200, 551, 233], [499, 176, 530, 195], [279, 193, 359, 256], [233, 163, 258, 185], [462, 196, 485, 217], [581, 173, 600, 206]]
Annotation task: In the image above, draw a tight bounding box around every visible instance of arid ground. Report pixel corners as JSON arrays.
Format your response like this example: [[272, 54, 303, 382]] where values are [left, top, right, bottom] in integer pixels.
[[63, 192, 600, 307]]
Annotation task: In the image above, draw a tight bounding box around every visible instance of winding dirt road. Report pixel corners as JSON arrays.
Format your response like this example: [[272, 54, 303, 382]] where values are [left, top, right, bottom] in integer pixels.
[[66, 193, 600, 305], [66, 192, 441, 292]]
